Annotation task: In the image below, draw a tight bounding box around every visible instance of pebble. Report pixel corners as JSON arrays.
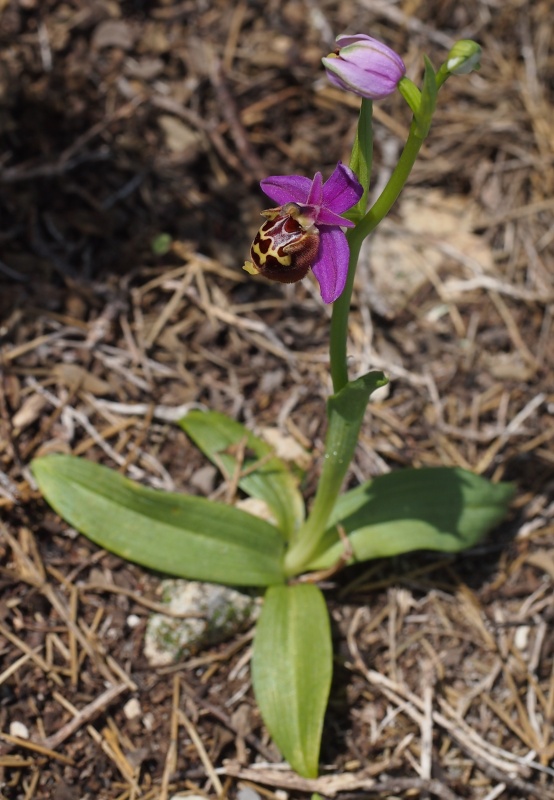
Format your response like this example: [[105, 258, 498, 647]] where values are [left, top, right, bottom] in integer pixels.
[[9, 721, 29, 739], [144, 580, 259, 667], [189, 464, 217, 494], [123, 697, 142, 720], [514, 625, 530, 651], [237, 787, 262, 800], [143, 712, 155, 731]]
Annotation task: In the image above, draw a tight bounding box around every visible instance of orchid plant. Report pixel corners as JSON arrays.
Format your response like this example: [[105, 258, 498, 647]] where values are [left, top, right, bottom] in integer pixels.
[[32, 35, 513, 777]]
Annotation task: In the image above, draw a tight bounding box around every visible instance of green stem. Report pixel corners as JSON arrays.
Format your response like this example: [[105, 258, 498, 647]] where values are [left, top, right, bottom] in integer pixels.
[[329, 97, 373, 395], [284, 370, 386, 577], [329, 121, 425, 393], [329, 232, 363, 393], [287, 121, 428, 576], [284, 453, 346, 575], [355, 121, 425, 249]]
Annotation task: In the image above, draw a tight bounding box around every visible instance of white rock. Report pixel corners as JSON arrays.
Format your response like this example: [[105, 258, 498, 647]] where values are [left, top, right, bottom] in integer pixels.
[[143, 712, 155, 731], [237, 787, 262, 800], [10, 721, 29, 739], [144, 580, 259, 667], [123, 697, 142, 720], [514, 625, 530, 651], [126, 614, 141, 628]]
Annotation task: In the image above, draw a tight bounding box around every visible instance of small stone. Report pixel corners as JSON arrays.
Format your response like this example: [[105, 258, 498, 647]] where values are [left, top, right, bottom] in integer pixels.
[[144, 580, 259, 667], [123, 698, 141, 720], [10, 721, 29, 739], [190, 464, 217, 495], [237, 787, 261, 800], [514, 625, 530, 651], [143, 712, 155, 731], [126, 614, 141, 628]]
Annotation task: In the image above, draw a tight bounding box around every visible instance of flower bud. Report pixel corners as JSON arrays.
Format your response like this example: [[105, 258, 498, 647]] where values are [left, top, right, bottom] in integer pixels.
[[322, 34, 406, 100], [445, 40, 482, 75]]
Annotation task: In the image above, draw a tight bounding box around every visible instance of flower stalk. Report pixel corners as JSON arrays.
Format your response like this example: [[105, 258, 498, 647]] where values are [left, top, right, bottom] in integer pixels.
[[330, 118, 427, 393], [245, 34, 485, 576]]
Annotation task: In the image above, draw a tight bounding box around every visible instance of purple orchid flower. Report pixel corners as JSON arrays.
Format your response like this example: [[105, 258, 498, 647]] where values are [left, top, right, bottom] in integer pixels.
[[322, 34, 406, 100], [243, 162, 363, 304]]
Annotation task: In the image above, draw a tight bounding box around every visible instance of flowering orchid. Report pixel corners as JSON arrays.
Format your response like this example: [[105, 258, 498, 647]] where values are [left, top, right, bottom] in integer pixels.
[[322, 33, 406, 99], [32, 29, 509, 785], [243, 162, 363, 304]]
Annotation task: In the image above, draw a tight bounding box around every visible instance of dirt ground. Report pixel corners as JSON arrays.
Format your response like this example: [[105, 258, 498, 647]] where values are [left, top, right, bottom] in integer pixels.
[[1, 1, 553, 798]]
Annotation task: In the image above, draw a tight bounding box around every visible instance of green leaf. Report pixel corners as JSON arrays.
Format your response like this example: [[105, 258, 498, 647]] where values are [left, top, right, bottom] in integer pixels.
[[151, 232, 172, 255], [397, 76, 422, 116], [32, 455, 285, 587], [346, 98, 373, 223], [306, 467, 515, 570], [179, 410, 304, 539], [252, 584, 332, 777], [326, 370, 387, 460], [284, 371, 387, 576], [414, 56, 438, 138]]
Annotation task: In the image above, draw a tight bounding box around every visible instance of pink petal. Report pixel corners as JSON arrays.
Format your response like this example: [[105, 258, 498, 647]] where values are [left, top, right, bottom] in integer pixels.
[[306, 171, 323, 206], [311, 227, 350, 304], [316, 207, 356, 227], [335, 34, 374, 47], [322, 57, 401, 99], [260, 174, 311, 205], [335, 34, 406, 75], [321, 162, 363, 214]]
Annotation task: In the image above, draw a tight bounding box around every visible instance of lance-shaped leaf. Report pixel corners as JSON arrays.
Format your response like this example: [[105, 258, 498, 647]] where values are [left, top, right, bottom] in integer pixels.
[[180, 411, 304, 540], [252, 584, 332, 778], [413, 55, 438, 139], [306, 467, 514, 570], [346, 98, 373, 223], [32, 455, 285, 586]]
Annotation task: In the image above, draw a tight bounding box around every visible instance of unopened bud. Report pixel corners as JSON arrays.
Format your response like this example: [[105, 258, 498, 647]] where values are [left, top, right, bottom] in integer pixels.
[[322, 34, 406, 100], [445, 40, 482, 75]]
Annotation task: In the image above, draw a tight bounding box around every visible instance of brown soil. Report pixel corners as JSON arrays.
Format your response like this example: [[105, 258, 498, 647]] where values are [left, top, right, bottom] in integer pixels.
[[1, 1, 553, 799]]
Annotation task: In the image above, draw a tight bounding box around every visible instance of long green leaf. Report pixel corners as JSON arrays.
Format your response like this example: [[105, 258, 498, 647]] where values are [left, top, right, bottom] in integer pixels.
[[32, 455, 285, 586], [346, 98, 373, 223], [179, 411, 304, 539], [414, 55, 438, 138], [306, 467, 514, 570], [252, 584, 332, 777]]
